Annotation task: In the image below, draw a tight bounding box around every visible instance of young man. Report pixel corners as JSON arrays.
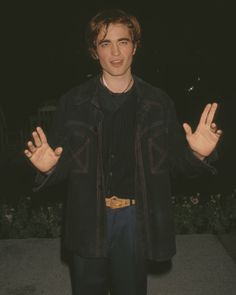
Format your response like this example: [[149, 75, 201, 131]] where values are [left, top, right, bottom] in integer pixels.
[[24, 9, 222, 295]]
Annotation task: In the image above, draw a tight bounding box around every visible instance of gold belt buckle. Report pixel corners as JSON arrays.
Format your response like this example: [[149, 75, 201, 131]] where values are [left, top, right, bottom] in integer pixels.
[[106, 196, 135, 209], [110, 196, 120, 208]]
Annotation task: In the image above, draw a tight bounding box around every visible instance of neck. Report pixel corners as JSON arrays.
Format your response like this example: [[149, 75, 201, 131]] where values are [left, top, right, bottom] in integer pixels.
[[101, 72, 133, 93]]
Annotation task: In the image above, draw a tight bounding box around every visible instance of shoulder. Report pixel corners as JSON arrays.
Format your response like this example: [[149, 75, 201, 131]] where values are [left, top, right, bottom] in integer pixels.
[[58, 76, 99, 107], [134, 75, 174, 108]]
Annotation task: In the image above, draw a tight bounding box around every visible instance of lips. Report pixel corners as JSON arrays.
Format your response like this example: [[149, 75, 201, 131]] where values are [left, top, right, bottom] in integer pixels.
[[110, 59, 123, 66]]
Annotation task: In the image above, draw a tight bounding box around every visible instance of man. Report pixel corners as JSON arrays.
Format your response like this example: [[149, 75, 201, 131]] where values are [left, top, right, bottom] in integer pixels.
[[24, 9, 222, 295]]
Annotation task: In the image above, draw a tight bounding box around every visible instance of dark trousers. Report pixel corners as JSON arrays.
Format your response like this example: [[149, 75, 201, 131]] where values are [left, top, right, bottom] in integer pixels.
[[70, 205, 147, 295]]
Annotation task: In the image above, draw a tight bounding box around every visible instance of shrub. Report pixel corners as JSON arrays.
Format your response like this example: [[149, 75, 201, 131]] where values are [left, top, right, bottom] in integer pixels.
[[173, 190, 236, 234], [0, 190, 236, 238], [0, 196, 62, 239]]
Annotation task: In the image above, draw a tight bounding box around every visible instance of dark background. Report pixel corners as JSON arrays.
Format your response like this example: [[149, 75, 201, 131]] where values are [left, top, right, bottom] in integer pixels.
[[1, 1, 235, 204]]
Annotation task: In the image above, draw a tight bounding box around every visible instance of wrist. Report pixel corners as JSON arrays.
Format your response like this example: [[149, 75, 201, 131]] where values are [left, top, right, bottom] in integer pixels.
[[191, 149, 206, 161], [44, 166, 56, 175]]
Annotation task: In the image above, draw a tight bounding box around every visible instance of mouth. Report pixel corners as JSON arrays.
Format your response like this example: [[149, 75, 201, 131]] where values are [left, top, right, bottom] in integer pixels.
[[110, 59, 123, 67]]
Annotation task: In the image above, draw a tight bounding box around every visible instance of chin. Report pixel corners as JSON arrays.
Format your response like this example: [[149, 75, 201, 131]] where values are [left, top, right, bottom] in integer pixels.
[[108, 68, 130, 77]]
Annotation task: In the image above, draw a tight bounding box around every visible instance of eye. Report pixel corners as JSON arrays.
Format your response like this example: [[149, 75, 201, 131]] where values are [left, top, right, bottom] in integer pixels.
[[119, 40, 128, 45], [100, 42, 110, 48]]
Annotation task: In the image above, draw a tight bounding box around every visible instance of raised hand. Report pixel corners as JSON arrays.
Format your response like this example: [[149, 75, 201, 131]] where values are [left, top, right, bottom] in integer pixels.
[[183, 103, 222, 159], [24, 126, 63, 173]]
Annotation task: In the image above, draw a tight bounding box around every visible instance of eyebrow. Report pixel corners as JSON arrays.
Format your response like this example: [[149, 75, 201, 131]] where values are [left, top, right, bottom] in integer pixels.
[[98, 37, 131, 45]]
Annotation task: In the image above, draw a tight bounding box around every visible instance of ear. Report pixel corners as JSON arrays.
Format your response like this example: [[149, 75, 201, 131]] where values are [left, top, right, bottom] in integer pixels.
[[132, 44, 137, 55], [90, 48, 99, 60]]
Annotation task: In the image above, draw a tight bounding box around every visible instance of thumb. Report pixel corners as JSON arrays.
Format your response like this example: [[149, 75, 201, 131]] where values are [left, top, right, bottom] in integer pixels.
[[183, 123, 192, 138], [54, 147, 63, 157]]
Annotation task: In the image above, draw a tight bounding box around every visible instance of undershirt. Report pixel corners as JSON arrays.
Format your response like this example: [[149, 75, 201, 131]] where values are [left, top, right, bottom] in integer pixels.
[[97, 79, 137, 199]]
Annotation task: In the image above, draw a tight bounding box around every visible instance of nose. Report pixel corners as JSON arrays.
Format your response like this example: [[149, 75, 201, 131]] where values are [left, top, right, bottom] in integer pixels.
[[111, 43, 120, 56]]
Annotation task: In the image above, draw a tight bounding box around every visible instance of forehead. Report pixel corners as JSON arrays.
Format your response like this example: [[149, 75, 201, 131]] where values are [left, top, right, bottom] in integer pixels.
[[97, 23, 132, 41]]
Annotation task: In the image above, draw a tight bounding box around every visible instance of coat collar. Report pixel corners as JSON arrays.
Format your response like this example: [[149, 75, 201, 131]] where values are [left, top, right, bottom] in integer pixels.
[[74, 74, 161, 113]]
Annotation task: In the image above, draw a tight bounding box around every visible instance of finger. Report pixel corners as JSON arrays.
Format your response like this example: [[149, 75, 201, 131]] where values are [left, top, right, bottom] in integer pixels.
[[27, 141, 36, 153], [24, 149, 32, 158], [210, 122, 217, 132], [199, 104, 211, 125], [183, 123, 192, 137], [206, 103, 218, 126], [36, 126, 48, 144], [216, 129, 223, 136], [32, 131, 42, 147], [54, 147, 63, 157]]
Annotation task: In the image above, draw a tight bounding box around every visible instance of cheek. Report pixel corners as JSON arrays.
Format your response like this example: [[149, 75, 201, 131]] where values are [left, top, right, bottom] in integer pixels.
[[97, 51, 109, 63], [97, 57, 111, 71], [127, 51, 135, 61], [125, 47, 136, 58], [98, 57, 109, 67]]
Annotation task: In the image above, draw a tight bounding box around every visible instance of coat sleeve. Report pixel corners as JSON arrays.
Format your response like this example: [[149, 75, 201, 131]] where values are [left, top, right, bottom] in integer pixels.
[[166, 96, 217, 179]]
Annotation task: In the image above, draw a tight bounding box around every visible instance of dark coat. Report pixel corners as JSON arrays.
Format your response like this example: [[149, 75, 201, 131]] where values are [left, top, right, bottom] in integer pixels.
[[34, 75, 216, 261]]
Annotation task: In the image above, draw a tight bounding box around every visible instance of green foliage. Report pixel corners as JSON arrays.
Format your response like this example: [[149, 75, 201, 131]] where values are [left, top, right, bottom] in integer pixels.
[[173, 190, 236, 234], [0, 196, 62, 239], [0, 190, 236, 238]]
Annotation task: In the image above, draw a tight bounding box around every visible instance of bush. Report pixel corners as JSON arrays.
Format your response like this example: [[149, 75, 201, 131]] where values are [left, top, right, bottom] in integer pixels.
[[0, 196, 62, 239], [0, 190, 236, 238], [173, 190, 236, 234]]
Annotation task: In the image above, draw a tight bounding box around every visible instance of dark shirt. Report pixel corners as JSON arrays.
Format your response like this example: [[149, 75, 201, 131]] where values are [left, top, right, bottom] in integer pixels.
[[97, 79, 137, 199]]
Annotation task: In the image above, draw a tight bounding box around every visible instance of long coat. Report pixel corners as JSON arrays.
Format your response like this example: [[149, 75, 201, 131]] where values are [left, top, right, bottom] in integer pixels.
[[34, 75, 216, 261]]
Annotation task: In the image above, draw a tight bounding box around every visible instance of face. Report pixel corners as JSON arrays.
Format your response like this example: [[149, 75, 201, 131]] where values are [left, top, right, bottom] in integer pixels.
[[95, 23, 137, 78]]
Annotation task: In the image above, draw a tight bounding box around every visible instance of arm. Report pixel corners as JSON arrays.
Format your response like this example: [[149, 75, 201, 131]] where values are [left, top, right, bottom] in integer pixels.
[[24, 95, 72, 190]]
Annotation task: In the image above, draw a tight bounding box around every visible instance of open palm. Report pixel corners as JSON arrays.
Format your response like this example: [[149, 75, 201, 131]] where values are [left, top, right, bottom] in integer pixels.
[[24, 127, 63, 173], [183, 103, 222, 158]]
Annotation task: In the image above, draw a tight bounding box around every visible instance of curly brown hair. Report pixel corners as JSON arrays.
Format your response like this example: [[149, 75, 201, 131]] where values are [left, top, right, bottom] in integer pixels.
[[86, 9, 141, 59]]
